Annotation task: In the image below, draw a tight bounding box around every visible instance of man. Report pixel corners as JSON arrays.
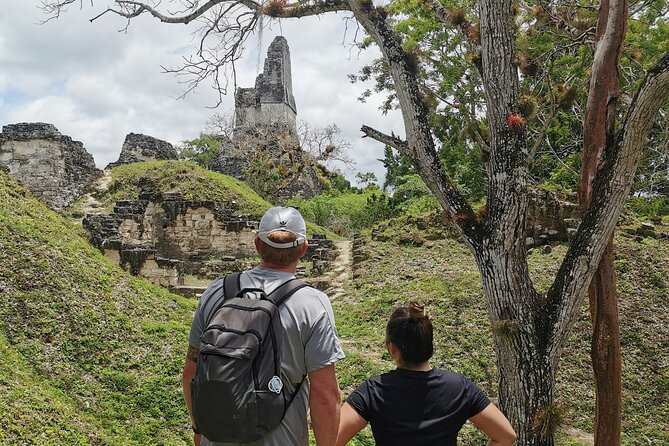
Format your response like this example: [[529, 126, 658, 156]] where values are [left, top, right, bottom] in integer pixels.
[[183, 206, 345, 446]]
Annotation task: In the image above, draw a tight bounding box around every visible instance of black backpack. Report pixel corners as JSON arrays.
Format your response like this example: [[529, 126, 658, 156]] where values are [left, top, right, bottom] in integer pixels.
[[190, 272, 308, 443]]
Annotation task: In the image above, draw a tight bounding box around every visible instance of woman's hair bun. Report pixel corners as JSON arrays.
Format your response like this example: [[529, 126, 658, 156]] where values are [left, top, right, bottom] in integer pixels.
[[408, 301, 426, 319]]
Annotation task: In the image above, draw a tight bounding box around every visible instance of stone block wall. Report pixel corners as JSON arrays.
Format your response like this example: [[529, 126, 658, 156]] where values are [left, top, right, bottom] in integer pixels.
[[526, 189, 581, 247], [84, 193, 334, 292], [0, 123, 100, 212], [84, 193, 258, 287]]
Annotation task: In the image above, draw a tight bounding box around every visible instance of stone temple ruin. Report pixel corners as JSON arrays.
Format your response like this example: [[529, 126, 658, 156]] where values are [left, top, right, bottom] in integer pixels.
[[234, 36, 298, 135], [107, 133, 178, 168], [209, 36, 323, 199], [526, 189, 581, 248], [0, 123, 100, 212], [83, 193, 335, 295]]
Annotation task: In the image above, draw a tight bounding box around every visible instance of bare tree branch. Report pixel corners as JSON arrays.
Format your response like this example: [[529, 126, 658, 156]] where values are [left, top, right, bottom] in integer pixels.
[[360, 125, 408, 152], [528, 106, 558, 166], [281, 0, 351, 17]]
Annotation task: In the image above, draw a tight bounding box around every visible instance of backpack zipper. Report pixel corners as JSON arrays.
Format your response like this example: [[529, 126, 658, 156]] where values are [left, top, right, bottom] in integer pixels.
[[206, 326, 263, 343]]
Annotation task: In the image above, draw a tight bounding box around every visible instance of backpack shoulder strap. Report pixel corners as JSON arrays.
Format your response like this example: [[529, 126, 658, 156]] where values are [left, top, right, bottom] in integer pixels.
[[223, 272, 242, 302], [203, 272, 242, 327], [267, 278, 309, 307]]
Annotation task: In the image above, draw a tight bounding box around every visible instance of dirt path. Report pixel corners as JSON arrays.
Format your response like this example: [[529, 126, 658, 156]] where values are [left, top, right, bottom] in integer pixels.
[[324, 240, 351, 301]]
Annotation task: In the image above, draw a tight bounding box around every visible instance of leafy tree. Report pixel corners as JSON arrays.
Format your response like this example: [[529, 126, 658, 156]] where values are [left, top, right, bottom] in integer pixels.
[[43, 1, 669, 444], [355, 171, 378, 188], [177, 134, 222, 168], [379, 145, 415, 192]]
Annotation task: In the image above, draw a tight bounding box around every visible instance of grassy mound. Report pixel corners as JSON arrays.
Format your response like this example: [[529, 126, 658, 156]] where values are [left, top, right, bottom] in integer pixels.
[[333, 215, 669, 446], [73, 160, 337, 238], [0, 169, 196, 445], [92, 160, 270, 215]]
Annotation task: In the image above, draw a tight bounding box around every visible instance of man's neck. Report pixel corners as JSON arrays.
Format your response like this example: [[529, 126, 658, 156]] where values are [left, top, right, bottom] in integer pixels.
[[258, 260, 298, 274]]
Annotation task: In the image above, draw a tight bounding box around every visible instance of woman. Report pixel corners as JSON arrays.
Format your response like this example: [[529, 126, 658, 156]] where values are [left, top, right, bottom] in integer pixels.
[[337, 302, 516, 446]]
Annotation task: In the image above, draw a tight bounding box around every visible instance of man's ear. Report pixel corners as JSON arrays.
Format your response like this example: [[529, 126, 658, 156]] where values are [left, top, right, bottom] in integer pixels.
[[254, 236, 262, 252], [300, 239, 309, 258]]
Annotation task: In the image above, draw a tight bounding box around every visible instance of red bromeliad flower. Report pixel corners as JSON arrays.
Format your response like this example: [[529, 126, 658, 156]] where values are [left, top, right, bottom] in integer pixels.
[[506, 114, 526, 132]]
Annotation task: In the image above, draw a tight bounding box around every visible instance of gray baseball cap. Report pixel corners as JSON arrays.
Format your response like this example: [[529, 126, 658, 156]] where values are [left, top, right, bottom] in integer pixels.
[[258, 206, 307, 249]]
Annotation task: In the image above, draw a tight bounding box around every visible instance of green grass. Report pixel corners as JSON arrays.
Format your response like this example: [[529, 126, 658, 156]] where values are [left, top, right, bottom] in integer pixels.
[[106, 161, 269, 214], [0, 169, 196, 445], [0, 333, 97, 445]]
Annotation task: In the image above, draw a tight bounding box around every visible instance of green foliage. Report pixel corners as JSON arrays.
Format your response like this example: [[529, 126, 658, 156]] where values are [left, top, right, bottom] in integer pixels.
[[626, 196, 669, 217], [379, 145, 415, 192], [352, 0, 668, 200], [330, 173, 355, 193], [355, 171, 378, 188], [242, 151, 288, 202], [390, 174, 441, 214], [288, 187, 398, 235], [177, 135, 222, 168]]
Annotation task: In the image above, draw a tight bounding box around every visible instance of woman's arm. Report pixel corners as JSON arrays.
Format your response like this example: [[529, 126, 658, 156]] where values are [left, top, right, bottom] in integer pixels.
[[469, 403, 517, 446], [336, 402, 368, 446]]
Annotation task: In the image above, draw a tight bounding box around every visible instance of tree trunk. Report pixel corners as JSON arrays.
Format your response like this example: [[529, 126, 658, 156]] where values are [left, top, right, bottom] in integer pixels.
[[579, 1, 627, 443], [476, 237, 556, 445], [587, 238, 622, 444], [495, 334, 556, 446]]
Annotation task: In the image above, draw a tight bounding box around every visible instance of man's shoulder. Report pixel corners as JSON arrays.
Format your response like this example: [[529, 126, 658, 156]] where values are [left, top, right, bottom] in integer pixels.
[[289, 285, 333, 314], [293, 283, 328, 299]]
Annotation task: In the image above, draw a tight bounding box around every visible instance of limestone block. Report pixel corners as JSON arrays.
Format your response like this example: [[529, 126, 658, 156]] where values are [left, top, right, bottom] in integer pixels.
[[109, 133, 177, 167], [104, 249, 121, 264], [194, 220, 212, 236]]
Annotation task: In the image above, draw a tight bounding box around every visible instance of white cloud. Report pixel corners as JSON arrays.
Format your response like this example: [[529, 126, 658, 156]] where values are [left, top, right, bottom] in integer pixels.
[[0, 1, 403, 184]]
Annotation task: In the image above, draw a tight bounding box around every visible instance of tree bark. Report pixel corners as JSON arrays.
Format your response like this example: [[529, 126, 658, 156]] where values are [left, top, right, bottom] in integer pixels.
[[476, 244, 554, 445], [579, 1, 627, 443], [587, 238, 622, 444]]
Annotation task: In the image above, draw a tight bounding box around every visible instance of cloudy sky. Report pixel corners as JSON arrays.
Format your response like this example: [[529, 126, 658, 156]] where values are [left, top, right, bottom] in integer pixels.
[[0, 0, 404, 184]]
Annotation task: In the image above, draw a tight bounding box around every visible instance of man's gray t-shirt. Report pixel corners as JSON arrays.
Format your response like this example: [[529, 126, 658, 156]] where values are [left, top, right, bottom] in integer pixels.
[[188, 266, 345, 446]]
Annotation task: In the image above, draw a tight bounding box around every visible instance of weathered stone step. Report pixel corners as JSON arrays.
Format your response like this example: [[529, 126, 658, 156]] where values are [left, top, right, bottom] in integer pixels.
[[171, 285, 208, 298]]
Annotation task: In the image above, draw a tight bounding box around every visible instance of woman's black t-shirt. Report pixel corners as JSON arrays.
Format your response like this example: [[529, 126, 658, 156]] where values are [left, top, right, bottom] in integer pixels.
[[346, 368, 490, 446]]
